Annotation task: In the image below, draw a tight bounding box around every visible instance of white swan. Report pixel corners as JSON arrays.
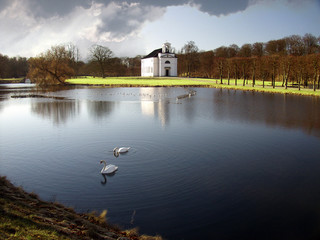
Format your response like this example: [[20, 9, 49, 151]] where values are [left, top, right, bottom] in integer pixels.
[[100, 160, 118, 174], [113, 147, 131, 154]]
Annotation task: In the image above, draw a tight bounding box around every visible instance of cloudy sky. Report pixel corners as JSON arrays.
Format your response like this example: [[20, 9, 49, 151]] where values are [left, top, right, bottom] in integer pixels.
[[0, 0, 319, 59]]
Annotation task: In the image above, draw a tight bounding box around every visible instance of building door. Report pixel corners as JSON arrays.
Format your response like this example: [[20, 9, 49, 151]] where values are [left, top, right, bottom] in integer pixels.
[[166, 69, 170, 76]]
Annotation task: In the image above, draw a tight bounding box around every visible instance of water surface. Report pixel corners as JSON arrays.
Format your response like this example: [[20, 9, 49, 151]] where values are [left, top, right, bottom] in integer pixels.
[[1, 84, 320, 240]]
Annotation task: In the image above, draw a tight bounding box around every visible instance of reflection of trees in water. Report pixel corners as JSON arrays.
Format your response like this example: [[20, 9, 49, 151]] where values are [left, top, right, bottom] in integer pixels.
[[31, 100, 80, 125], [86, 101, 115, 119], [213, 89, 320, 137]]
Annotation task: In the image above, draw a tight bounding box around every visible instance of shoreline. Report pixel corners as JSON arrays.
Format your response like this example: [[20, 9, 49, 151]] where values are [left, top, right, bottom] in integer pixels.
[[0, 176, 162, 240], [65, 77, 320, 97], [0, 78, 25, 84], [2, 77, 319, 97]]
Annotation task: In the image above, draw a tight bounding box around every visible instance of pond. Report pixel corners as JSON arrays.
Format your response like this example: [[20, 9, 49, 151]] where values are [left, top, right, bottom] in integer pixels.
[[1, 84, 320, 240]]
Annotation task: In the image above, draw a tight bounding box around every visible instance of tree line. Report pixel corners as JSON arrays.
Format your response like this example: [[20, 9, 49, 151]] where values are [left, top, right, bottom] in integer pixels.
[[27, 44, 141, 85], [178, 33, 320, 90], [1, 43, 141, 85], [0, 54, 28, 79], [1, 33, 319, 89]]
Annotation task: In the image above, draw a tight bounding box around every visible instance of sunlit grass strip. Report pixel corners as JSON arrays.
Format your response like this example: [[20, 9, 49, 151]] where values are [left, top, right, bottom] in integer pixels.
[[66, 76, 213, 87], [66, 77, 320, 97], [0, 78, 24, 81], [195, 78, 320, 97]]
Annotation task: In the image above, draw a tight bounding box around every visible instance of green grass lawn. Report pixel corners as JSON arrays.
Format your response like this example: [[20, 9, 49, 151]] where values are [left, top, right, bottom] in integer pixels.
[[0, 77, 24, 82], [66, 76, 212, 87], [66, 76, 320, 97]]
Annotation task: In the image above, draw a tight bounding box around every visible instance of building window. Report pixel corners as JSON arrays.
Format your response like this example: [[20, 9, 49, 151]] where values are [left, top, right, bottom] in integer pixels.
[[165, 60, 170, 64]]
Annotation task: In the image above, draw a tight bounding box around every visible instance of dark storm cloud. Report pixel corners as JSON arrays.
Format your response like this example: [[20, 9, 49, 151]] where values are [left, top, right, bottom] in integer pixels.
[[194, 0, 250, 15], [0, 0, 10, 9], [25, 0, 92, 17], [132, 0, 252, 15]]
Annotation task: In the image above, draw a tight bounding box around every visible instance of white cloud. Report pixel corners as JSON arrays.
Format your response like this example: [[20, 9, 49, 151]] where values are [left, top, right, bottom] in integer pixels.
[[0, 0, 318, 58], [0, 1, 165, 58]]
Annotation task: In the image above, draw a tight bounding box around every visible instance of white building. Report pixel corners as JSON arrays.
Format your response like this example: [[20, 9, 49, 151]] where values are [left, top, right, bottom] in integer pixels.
[[141, 42, 177, 77]]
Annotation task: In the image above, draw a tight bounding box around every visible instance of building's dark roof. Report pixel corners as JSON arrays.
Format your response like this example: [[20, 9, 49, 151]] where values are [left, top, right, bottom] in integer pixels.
[[142, 48, 162, 59]]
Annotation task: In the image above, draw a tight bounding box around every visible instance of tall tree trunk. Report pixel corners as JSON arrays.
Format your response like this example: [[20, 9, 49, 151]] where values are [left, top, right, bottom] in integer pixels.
[[99, 62, 105, 78], [219, 61, 223, 84], [252, 71, 255, 87], [298, 71, 302, 91], [234, 64, 238, 86], [304, 75, 308, 88], [272, 60, 276, 88], [272, 69, 275, 88], [242, 63, 245, 86], [252, 60, 256, 87], [285, 64, 290, 90]]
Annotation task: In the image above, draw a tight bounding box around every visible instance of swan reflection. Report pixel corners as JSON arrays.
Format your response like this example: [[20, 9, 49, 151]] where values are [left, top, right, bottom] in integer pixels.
[[100, 174, 107, 185], [100, 172, 117, 185]]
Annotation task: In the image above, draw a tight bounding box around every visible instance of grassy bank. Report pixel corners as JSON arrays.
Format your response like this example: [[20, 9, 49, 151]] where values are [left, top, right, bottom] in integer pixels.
[[66, 76, 212, 87], [66, 77, 320, 97], [0, 176, 162, 240], [0, 78, 25, 84]]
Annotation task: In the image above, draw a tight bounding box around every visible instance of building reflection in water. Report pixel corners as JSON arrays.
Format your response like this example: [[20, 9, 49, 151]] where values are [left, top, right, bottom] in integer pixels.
[[140, 88, 170, 127]]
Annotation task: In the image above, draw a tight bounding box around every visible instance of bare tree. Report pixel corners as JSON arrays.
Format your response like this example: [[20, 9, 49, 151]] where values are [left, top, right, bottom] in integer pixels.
[[227, 44, 239, 58], [28, 45, 74, 85], [252, 42, 264, 57], [265, 39, 286, 56], [240, 57, 250, 86], [181, 41, 199, 77], [251, 57, 257, 87], [270, 56, 279, 88], [199, 51, 215, 78], [226, 58, 232, 85], [285, 35, 304, 56], [303, 33, 318, 55], [89, 45, 113, 78], [308, 54, 320, 91], [238, 44, 252, 57], [66, 43, 81, 76], [231, 58, 239, 85], [280, 55, 292, 89], [218, 57, 225, 84], [258, 57, 270, 88], [214, 46, 228, 58]]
